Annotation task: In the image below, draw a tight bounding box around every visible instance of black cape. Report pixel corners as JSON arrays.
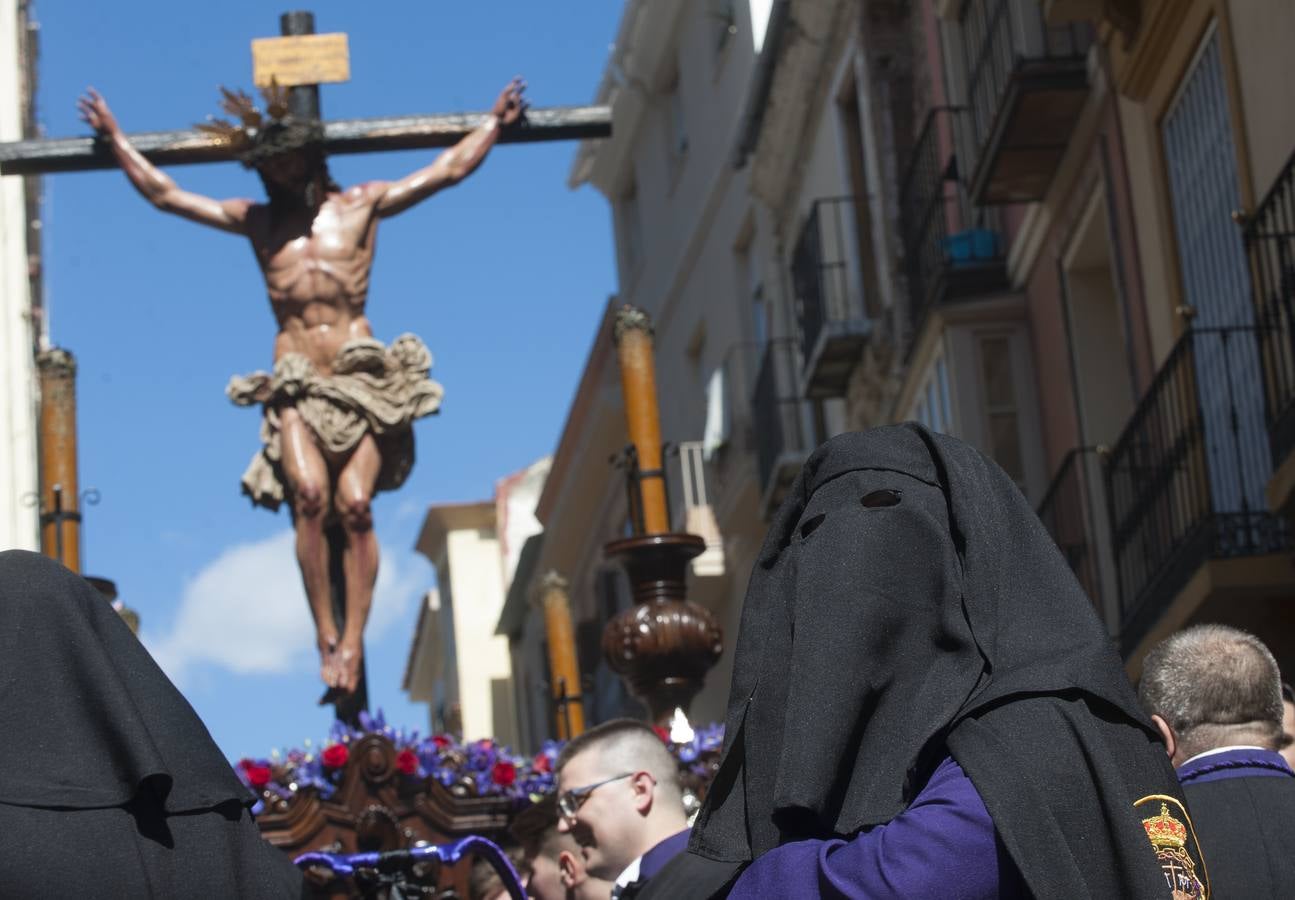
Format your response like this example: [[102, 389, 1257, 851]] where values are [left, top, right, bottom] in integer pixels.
[[1181, 770, 1295, 897], [687, 425, 1206, 898], [0, 550, 304, 898]]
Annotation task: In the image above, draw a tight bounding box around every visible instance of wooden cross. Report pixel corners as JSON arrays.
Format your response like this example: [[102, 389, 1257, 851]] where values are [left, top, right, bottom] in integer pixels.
[[5, 11, 610, 728], [0, 11, 610, 175]]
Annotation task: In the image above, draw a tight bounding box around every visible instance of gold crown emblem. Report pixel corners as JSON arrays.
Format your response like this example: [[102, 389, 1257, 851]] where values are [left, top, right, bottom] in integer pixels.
[[1141, 803, 1188, 849]]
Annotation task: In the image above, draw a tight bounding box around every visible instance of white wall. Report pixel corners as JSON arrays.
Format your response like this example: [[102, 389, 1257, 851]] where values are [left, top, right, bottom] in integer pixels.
[[497, 456, 551, 585], [0, 0, 38, 552], [445, 526, 516, 745]]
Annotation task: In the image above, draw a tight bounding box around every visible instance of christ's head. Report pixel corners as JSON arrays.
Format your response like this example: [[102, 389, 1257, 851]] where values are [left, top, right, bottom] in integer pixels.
[[238, 118, 337, 210]]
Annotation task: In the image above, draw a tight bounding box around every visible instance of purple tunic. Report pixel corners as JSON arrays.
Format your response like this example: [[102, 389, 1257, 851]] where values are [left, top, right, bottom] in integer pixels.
[[727, 756, 1025, 899], [1176, 746, 1294, 785], [638, 829, 691, 881]]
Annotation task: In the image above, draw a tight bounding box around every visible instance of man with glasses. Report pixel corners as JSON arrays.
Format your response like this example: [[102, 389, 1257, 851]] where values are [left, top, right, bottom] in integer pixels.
[[554, 719, 689, 899]]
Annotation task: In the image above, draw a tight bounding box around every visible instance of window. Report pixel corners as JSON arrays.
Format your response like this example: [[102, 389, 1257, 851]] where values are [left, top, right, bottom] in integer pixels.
[[710, 0, 738, 54], [1162, 25, 1251, 330], [909, 353, 954, 434], [702, 365, 730, 460], [664, 65, 688, 183], [1161, 23, 1268, 515], [978, 334, 1025, 483], [617, 180, 643, 276], [751, 284, 769, 348], [737, 232, 768, 347], [669, 86, 688, 157]]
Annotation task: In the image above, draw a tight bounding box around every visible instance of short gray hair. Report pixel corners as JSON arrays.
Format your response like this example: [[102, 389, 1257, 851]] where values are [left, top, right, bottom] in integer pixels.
[[1139, 624, 1283, 756], [555, 718, 681, 797]]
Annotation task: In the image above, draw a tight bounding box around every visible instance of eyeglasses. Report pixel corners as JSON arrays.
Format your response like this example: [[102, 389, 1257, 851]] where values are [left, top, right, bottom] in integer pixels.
[[557, 772, 635, 819]]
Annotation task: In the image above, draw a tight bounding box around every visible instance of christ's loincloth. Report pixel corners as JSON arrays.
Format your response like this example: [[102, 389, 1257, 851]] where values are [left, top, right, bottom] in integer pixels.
[[226, 334, 443, 512]]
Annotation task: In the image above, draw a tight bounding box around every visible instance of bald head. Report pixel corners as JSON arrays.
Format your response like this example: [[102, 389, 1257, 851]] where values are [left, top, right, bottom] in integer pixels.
[[1139, 624, 1283, 760]]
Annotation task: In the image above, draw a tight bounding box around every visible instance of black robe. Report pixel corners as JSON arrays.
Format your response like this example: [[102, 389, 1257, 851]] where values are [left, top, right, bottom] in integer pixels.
[[683, 425, 1207, 898], [0, 550, 304, 898], [1178, 749, 1295, 898]]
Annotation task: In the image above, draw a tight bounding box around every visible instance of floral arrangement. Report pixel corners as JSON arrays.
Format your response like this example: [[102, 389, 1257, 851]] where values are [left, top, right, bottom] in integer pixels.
[[234, 710, 725, 816]]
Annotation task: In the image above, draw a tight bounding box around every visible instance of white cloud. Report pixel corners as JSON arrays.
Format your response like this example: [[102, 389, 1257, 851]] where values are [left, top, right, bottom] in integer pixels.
[[144, 530, 425, 686]]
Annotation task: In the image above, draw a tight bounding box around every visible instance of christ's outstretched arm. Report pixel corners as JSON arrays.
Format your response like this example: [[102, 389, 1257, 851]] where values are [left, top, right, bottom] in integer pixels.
[[78, 88, 254, 234], [372, 77, 527, 218]]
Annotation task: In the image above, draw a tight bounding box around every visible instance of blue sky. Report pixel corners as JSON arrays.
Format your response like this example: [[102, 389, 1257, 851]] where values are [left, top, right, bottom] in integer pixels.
[[33, 1, 619, 759]]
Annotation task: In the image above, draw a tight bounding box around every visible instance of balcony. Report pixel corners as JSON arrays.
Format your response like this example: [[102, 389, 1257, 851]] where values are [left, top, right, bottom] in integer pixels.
[[1243, 148, 1295, 512], [1036, 446, 1111, 624], [1104, 326, 1289, 655], [899, 107, 1008, 347], [958, 0, 1093, 205], [751, 338, 818, 515], [791, 197, 872, 398]]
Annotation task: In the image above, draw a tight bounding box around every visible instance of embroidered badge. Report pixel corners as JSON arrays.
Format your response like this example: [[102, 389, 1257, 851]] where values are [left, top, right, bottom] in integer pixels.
[[1134, 794, 1209, 899]]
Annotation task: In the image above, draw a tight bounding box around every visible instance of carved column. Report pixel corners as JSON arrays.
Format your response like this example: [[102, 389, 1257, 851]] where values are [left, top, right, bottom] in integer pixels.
[[603, 306, 723, 727], [536, 572, 585, 739], [36, 348, 80, 572]]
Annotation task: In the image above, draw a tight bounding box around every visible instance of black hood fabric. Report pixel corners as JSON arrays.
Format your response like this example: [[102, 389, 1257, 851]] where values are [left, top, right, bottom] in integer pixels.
[[689, 425, 1201, 897], [0, 549, 251, 812], [0, 550, 303, 898]]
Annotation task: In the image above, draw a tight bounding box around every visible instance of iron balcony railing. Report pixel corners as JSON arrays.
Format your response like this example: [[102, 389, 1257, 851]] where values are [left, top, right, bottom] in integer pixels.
[[1036, 446, 1105, 615], [1104, 326, 1288, 652], [1243, 147, 1295, 469], [791, 196, 869, 377], [958, 0, 1092, 195], [898, 106, 1004, 343], [751, 338, 814, 501]]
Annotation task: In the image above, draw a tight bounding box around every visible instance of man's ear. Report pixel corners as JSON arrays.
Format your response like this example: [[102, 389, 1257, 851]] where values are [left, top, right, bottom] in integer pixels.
[[1150, 714, 1177, 762], [630, 771, 656, 815], [558, 849, 581, 888]]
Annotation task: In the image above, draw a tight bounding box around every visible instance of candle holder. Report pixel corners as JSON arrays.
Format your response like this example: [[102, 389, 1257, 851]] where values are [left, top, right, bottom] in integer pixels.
[[601, 305, 723, 727]]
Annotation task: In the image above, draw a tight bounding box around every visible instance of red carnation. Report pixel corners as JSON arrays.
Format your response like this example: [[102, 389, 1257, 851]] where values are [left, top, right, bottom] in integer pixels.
[[236, 758, 253, 771], [491, 760, 517, 786], [653, 725, 671, 744], [396, 749, 419, 776], [432, 735, 451, 749], [321, 743, 349, 769], [532, 753, 552, 775], [245, 764, 272, 788]]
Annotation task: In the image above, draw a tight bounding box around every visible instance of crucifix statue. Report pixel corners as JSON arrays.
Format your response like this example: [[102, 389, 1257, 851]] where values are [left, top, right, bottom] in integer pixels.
[[3, 11, 610, 718]]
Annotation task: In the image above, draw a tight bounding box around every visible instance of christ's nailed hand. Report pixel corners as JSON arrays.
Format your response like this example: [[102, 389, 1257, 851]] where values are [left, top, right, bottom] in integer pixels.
[[77, 87, 119, 137]]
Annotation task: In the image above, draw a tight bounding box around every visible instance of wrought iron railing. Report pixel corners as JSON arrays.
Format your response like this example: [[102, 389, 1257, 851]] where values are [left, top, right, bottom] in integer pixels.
[[1104, 326, 1288, 649], [791, 197, 867, 365], [958, 0, 1091, 184], [1243, 148, 1295, 468], [898, 106, 1002, 339], [1037, 447, 1106, 614], [751, 338, 812, 496]]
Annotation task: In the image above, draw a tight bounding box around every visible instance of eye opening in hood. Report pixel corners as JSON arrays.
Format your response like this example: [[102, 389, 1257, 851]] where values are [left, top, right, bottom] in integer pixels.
[[798, 513, 826, 540], [861, 488, 903, 508]]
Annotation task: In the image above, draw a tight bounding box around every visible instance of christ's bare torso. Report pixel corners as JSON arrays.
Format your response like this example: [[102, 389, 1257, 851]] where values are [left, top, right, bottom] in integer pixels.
[[246, 184, 382, 375]]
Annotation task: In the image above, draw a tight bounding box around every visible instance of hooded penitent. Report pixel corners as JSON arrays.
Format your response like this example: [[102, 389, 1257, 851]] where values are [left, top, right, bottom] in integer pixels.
[[687, 425, 1206, 898], [0, 550, 303, 897]]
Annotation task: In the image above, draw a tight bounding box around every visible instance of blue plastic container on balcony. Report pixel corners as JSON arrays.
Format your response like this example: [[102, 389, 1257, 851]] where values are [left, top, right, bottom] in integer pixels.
[[943, 228, 1000, 265]]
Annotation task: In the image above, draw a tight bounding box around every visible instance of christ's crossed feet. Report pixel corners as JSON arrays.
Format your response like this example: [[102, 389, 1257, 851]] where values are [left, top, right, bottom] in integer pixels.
[[317, 635, 363, 703]]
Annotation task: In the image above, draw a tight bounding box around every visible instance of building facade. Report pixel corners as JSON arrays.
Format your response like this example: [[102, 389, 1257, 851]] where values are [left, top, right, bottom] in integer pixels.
[[727, 0, 1295, 673], [404, 458, 550, 744], [504, 0, 1295, 747]]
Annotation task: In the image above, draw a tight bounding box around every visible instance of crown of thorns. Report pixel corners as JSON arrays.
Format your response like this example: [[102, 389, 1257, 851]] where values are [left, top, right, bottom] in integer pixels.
[[195, 82, 324, 168]]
